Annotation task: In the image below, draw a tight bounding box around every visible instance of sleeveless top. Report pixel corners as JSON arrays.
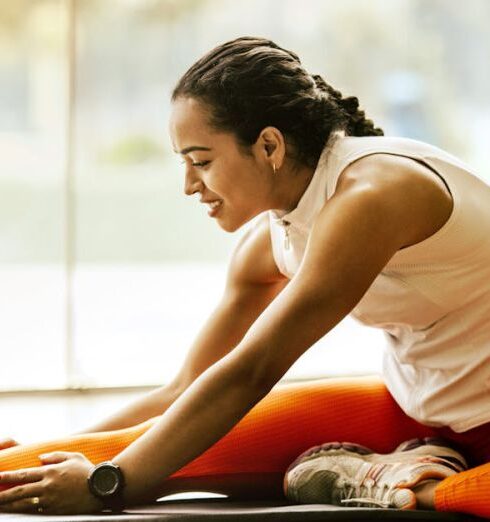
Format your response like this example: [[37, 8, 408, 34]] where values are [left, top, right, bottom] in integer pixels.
[[269, 135, 490, 433]]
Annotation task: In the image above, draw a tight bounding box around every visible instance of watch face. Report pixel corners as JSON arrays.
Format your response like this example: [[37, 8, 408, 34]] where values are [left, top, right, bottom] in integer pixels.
[[93, 467, 119, 496]]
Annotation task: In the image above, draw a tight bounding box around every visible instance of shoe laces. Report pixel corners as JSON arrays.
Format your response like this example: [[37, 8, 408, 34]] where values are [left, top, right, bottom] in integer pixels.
[[338, 464, 399, 508]]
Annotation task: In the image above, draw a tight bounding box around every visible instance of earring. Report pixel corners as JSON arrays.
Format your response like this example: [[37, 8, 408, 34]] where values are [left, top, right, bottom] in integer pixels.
[[272, 163, 277, 174]]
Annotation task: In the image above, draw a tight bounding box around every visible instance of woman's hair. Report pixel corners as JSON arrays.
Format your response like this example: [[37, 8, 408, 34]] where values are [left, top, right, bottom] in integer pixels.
[[172, 36, 383, 169]]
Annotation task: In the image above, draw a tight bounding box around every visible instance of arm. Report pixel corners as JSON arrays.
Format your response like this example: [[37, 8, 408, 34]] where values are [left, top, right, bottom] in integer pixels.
[[112, 160, 441, 505], [77, 215, 287, 434]]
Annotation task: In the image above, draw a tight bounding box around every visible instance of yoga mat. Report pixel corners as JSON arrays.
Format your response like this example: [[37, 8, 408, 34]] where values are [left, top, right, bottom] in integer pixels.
[[0, 497, 484, 521]]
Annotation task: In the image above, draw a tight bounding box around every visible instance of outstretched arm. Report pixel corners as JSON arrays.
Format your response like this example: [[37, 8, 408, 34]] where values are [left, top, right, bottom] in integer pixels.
[[0, 186, 409, 511], [0, 215, 288, 513], [114, 179, 414, 505]]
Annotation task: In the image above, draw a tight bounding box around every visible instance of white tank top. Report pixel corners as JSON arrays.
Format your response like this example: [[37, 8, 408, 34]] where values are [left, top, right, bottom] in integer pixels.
[[269, 135, 490, 433]]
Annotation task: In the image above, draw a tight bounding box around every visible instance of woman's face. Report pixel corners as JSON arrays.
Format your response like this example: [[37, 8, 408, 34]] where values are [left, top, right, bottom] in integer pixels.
[[169, 97, 276, 232]]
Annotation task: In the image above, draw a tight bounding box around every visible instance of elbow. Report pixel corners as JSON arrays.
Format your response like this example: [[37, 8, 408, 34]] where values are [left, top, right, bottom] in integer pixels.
[[253, 368, 280, 395], [238, 354, 282, 396], [217, 344, 283, 398]]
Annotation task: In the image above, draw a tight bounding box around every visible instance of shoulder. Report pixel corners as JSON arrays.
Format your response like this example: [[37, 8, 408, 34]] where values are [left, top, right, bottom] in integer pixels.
[[336, 152, 452, 204], [228, 213, 287, 286], [329, 152, 454, 249], [290, 153, 452, 299]]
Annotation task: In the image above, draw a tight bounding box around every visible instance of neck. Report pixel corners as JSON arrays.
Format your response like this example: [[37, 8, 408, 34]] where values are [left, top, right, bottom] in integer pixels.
[[271, 162, 316, 213]]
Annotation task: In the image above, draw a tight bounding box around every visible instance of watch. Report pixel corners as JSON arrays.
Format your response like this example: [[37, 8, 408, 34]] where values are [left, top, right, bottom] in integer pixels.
[[87, 461, 126, 512]]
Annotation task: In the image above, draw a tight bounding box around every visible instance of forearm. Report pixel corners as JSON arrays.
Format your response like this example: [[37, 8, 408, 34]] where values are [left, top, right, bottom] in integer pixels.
[[75, 384, 182, 434], [112, 356, 269, 505]]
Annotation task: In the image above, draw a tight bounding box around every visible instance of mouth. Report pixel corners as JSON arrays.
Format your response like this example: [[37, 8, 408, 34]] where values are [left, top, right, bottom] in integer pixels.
[[204, 199, 223, 218]]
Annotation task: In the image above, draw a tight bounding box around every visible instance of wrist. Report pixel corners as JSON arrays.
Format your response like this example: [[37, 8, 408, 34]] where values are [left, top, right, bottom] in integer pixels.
[[87, 461, 126, 512]]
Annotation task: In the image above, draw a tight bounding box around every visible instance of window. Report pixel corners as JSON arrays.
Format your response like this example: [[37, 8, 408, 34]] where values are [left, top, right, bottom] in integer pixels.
[[0, 1, 66, 389], [1, 0, 488, 392]]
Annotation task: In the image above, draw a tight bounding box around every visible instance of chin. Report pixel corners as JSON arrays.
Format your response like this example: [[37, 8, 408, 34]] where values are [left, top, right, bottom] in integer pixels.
[[215, 205, 264, 232], [217, 219, 241, 233], [216, 214, 252, 233]]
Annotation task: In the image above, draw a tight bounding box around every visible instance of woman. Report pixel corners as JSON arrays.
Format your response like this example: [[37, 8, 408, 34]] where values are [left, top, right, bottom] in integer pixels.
[[0, 36, 489, 517]]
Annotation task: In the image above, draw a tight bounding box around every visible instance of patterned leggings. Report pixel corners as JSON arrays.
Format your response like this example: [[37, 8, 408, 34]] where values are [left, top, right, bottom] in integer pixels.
[[1, 376, 489, 518]]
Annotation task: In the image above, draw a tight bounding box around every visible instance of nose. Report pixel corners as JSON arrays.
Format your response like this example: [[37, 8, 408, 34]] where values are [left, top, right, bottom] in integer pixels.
[[184, 166, 203, 196]]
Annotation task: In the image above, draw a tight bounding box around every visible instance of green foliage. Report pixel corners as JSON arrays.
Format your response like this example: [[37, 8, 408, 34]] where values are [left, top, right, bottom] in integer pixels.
[[99, 135, 164, 166]]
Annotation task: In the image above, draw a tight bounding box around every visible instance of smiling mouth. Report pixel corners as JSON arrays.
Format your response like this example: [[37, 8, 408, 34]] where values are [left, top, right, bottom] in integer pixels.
[[205, 200, 222, 210], [205, 200, 223, 217]]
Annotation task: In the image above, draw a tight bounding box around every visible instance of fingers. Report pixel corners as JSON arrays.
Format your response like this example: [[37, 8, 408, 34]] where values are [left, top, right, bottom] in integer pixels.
[[0, 493, 46, 514], [39, 451, 83, 465], [0, 468, 44, 486], [0, 483, 44, 508], [0, 438, 19, 451]]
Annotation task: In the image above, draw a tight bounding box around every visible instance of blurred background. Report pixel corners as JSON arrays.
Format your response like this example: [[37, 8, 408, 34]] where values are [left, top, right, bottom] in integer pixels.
[[1, 0, 489, 444]]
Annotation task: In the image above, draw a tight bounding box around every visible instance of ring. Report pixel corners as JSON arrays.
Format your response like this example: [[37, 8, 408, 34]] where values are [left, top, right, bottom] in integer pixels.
[[31, 497, 43, 513]]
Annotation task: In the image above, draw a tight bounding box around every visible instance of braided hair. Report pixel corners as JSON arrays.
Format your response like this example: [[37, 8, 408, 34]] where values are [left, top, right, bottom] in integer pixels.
[[172, 36, 383, 169]]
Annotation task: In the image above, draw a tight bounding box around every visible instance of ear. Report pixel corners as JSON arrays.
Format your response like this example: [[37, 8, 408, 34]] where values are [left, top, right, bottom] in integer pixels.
[[254, 127, 286, 170]]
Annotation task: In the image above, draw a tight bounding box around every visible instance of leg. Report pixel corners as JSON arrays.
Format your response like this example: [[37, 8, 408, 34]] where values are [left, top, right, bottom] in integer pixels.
[[432, 420, 490, 518], [158, 375, 437, 499], [0, 416, 160, 489], [434, 462, 490, 518], [0, 376, 437, 499]]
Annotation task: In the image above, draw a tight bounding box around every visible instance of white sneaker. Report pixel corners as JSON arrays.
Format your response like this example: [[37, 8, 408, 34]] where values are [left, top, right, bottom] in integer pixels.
[[283, 439, 467, 509]]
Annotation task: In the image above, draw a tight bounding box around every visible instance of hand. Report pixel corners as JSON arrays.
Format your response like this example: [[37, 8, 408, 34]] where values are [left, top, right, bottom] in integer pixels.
[[0, 438, 20, 451], [0, 451, 105, 515]]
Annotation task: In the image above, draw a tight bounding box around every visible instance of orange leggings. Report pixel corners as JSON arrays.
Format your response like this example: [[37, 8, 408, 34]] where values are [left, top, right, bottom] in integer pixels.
[[1, 375, 489, 518]]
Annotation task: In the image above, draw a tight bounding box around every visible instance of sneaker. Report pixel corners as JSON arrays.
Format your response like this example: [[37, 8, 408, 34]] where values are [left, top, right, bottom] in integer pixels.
[[283, 439, 467, 509], [392, 436, 468, 472]]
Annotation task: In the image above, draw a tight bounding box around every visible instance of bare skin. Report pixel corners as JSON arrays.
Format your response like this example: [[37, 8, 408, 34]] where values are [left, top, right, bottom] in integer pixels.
[[170, 97, 318, 233], [0, 96, 453, 513], [413, 480, 438, 510]]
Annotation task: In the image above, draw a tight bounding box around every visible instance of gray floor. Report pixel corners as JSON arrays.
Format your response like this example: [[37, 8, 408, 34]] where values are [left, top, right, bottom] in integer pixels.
[[0, 498, 479, 521]]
